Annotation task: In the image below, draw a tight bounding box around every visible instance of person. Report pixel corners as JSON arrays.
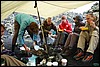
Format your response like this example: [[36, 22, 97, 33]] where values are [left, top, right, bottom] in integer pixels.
[[61, 15, 85, 56], [53, 15, 72, 47], [39, 17, 57, 44], [1, 24, 5, 52], [73, 13, 99, 62], [12, 13, 39, 52], [1, 24, 26, 66]]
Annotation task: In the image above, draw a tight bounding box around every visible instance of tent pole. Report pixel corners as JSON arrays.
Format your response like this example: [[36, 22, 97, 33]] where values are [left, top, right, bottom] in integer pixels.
[[34, 1, 48, 53]]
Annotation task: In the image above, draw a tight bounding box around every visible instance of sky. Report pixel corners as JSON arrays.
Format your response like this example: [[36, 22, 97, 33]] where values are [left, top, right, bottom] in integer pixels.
[[68, 1, 99, 14]]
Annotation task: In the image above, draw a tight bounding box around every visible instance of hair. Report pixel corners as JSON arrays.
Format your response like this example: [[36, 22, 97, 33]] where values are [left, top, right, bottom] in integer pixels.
[[47, 17, 51, 19], [29, 22, 39, 34], [1, 24, 5, 30], [61, 15, 66, 20], [87, 13, 97, 22]]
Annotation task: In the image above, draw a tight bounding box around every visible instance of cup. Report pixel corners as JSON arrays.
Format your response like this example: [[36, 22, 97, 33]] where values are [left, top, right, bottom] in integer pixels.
[[61, 59, 67, 66], [46, 62, 52, 66], [52, 62, 58, 66]]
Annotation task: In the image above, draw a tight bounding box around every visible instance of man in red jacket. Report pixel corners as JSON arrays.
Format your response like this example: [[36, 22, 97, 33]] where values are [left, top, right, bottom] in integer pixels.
[[53, 15, 72, 47], [59, 15, 72, 33]]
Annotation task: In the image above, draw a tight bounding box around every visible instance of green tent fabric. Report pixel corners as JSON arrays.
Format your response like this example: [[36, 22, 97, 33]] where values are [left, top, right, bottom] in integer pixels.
[[1, 54, 26, 66], [1, 1, 95, 21]]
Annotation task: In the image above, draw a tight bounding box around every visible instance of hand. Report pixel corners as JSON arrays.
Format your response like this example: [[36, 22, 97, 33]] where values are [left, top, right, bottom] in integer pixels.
[[23, 44, 30, 52], [51, 35, 57, 38], [48, 31, 52, 35], [90, 21, 96, 28], [64, 29, 66, 31]]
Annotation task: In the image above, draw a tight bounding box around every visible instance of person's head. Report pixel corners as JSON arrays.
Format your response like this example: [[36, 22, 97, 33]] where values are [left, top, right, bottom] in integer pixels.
[[73, 15, 83, 23], [86, 13, 96, 24], [61, 15, 67, 23], [61, 15, 66, 20], [47, 17, 52, 25], [29, 22, 39, 34], [1, 24, 5, 36]]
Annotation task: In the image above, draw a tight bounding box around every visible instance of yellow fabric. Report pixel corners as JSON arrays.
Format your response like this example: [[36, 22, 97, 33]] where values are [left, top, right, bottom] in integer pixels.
[[1, 1, 94, 21]]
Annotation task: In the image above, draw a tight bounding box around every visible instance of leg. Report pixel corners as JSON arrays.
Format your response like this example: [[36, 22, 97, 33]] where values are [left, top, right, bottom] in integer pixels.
[[53, 32, 61, 47], [87, 31, 99, 54], [63, 33, 79, 56], [69, 33, 79, 48], [39, 31, 47, 44], [82, 31, 99, 62], [39, 31, 43, 43], [26, 27, 33, 39], [77, 31, 89, 51], [59, 32, 68, 45], [64, 33, 72, 48], [12, 21, 20, 52], [62, 33, 72, 52], [73, 31, 90, 60]]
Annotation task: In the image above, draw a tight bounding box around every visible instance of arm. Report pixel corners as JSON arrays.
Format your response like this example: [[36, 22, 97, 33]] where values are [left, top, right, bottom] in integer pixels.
[[59, 23, 63, 30], [74, 22, 85, 33], [52, 23, 57, 35], [18, 24, 26, 46], [64, 24, 72, 33], [42, 21, 50, 34]]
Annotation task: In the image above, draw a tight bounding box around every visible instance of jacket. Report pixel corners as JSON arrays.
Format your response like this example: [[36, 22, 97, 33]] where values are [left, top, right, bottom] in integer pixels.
[[42, 20, 57, 35], [73, 21, 85, 34], [59, 20, 72, 33], [15, 13, 38, 45]]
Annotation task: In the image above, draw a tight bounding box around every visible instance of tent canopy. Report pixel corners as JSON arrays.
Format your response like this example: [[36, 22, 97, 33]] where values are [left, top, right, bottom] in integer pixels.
[[1, 1, 94, 21]]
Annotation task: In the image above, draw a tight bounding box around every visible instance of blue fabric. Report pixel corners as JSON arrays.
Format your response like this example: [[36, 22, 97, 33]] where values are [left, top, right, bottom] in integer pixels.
[[33, 34, 38, 41], [27, 55, 38, 66]]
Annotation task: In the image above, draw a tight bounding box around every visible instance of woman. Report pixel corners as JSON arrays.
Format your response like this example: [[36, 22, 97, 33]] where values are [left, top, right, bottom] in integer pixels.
[[12, 13, 39, 52]]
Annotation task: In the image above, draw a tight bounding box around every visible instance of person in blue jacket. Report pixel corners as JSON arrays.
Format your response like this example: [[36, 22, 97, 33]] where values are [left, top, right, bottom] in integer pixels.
[[12, 13, 39, 52]]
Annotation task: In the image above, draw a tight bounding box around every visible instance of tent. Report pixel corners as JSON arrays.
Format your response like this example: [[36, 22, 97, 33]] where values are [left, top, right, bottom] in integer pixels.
[[1, 1, 95, 21]]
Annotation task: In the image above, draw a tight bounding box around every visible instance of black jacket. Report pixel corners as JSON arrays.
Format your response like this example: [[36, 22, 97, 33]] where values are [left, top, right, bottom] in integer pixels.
[[73, 21, 85, 34], [42, 20, 57, 35]]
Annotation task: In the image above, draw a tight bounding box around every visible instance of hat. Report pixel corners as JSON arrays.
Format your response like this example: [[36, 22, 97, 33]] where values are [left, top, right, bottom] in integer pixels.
[[73, 15, 83, 21]]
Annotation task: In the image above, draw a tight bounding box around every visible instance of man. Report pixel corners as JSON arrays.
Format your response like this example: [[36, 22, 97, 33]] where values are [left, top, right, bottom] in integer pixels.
[[61, 15, 85, 56], [1, 24, 26, 66], [73, 13, 99, 62], [53, 15, 72, 47], [39, 17, 57, 44], [12, 13, 39, 52]]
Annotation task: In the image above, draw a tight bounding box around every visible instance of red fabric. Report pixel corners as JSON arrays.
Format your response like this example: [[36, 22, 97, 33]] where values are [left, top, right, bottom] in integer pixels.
[[59, 20, 72, 33]]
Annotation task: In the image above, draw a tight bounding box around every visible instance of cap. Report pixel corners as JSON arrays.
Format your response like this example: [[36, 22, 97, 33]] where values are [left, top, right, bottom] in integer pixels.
[[73, 15, 83, 21]]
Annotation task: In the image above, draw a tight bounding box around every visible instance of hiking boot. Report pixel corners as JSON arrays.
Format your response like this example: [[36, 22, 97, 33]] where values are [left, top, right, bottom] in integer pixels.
[[73, 48, 84, 60], [82, 52, 93, 62]]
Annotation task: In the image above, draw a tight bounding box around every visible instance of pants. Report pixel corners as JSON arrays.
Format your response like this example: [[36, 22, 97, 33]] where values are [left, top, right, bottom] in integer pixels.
[[12, 21, 33, 52], [1, 54, 26, 66], [53, 31, 68, 47], [77, 31, 99, 54], [63, 33, 79, 50], [39, 31, 48, 44]]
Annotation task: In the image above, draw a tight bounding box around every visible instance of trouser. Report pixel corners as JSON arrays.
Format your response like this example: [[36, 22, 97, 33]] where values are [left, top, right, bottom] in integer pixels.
[[1, 54, 26, 66], [39, 32, 48, 44], [53, 31, 68, 47], [12, 20, 33, 52], [77, 31, 99, 54], [63, 33, 79, 52]]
